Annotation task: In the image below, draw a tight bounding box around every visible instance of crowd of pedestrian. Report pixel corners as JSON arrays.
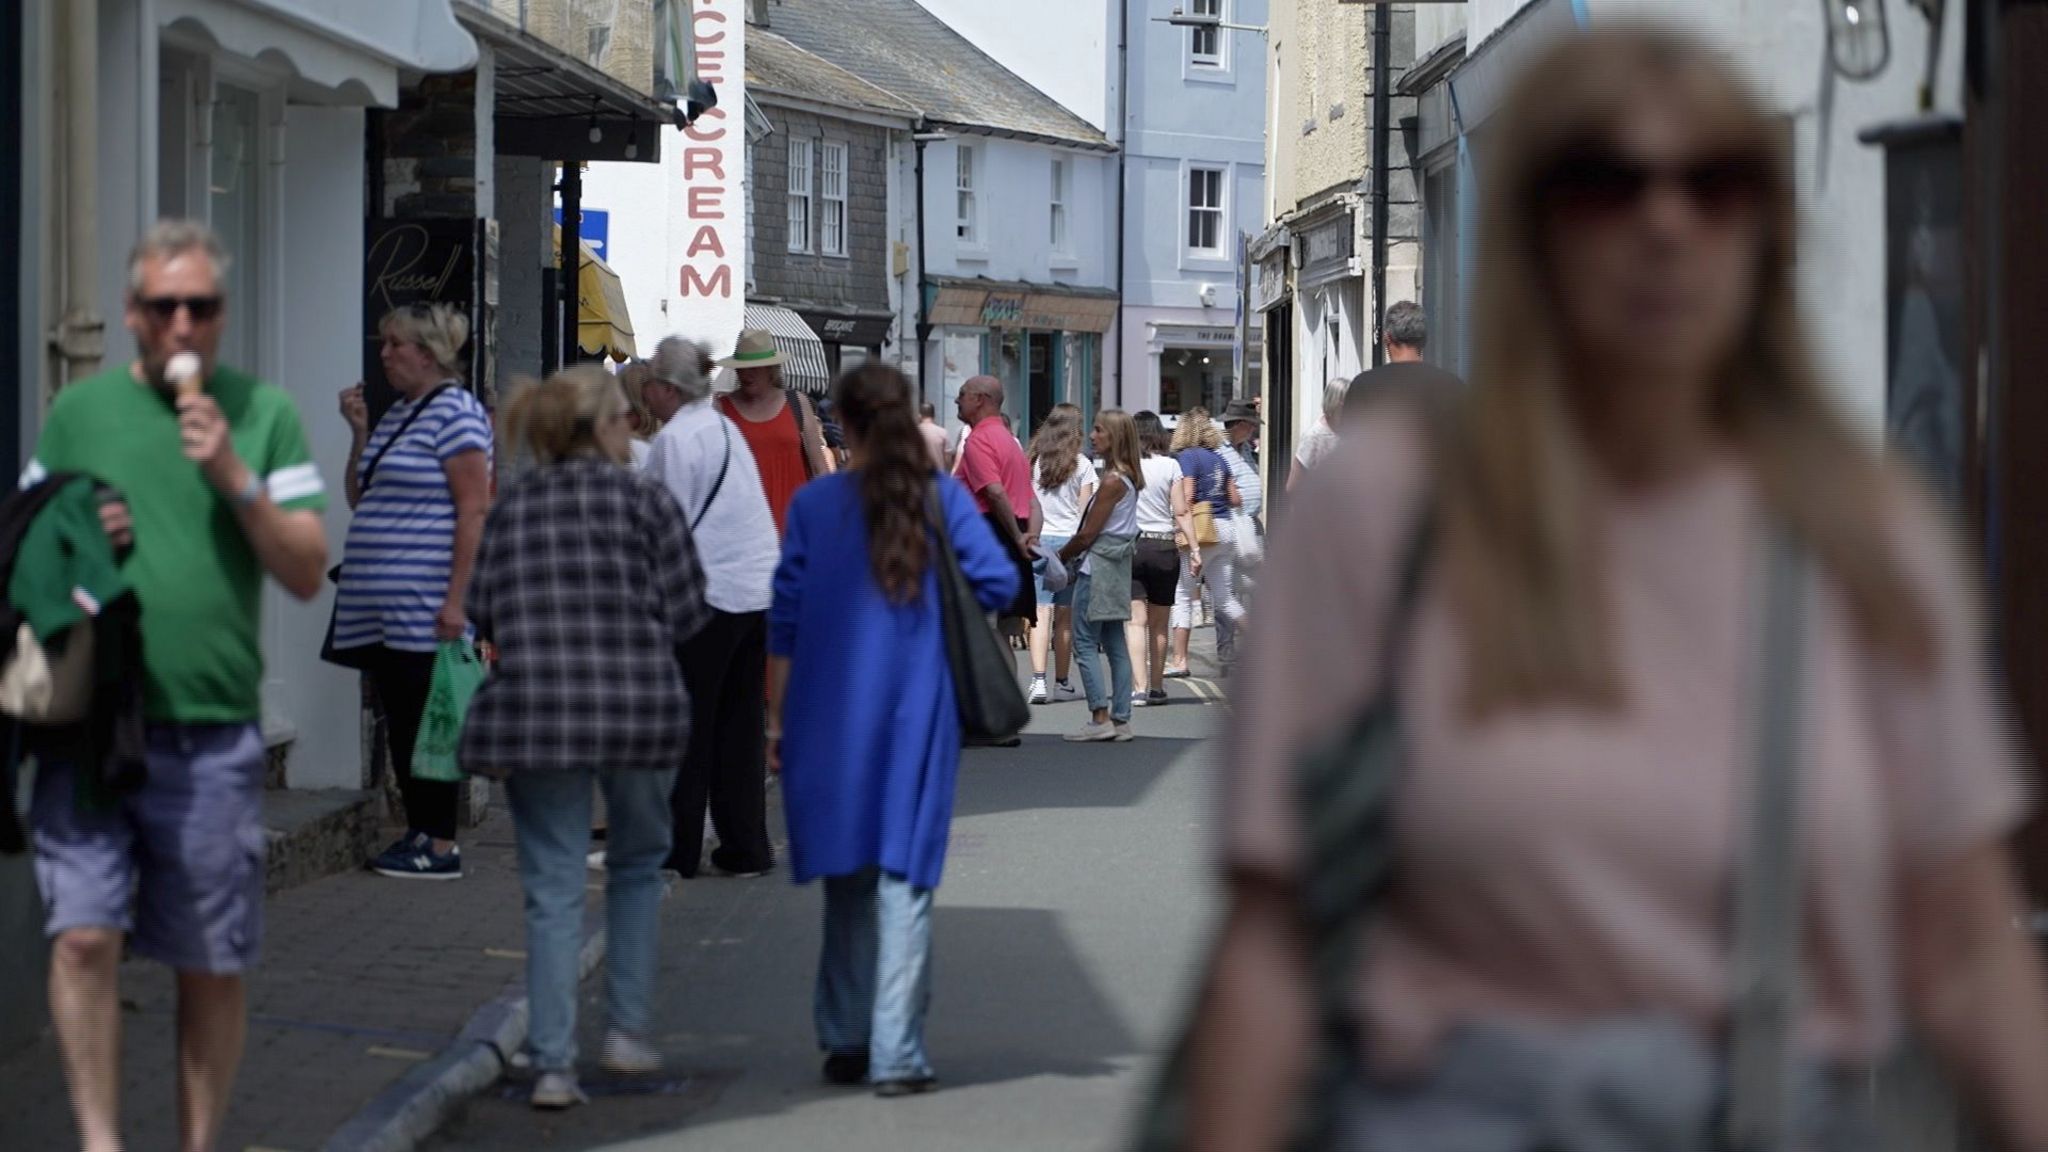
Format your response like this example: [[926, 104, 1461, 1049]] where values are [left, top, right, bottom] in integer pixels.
[[27, 26, 2037, 1152]]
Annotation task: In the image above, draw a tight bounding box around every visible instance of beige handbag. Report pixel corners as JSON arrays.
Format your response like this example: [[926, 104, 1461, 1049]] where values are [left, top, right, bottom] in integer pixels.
[[0, 620, 94, 724]]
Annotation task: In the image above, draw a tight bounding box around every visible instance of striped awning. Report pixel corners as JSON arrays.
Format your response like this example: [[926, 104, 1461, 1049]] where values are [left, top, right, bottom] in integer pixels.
[[744, 303, 831, 395]]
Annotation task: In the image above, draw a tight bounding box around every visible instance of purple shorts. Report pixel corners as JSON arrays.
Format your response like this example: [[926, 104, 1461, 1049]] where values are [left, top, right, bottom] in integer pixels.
[[31, 723, 267, 974]]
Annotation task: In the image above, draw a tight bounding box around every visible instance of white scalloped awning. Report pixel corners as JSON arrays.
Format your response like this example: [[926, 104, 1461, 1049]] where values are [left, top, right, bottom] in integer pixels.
[[159, 0, 477, 107]]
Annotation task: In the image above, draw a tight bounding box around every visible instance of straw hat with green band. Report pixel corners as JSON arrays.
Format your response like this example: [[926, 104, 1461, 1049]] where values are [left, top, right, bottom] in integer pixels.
[[719, 329, 786, 370]]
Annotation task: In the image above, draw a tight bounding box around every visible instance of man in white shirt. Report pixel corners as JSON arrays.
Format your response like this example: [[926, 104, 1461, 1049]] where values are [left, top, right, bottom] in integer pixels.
[[641, 336, 779, 879]]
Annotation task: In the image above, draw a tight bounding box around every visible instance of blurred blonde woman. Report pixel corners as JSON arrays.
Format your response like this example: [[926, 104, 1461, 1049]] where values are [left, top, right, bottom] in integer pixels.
[[618, 359, 657, 467], [1027, 403, 1095, 703], [1193, 28, 2048, 1151], [1164, 407, 1243, 678], [461, 366, 710, 1110], [334, 303, 492, 879]]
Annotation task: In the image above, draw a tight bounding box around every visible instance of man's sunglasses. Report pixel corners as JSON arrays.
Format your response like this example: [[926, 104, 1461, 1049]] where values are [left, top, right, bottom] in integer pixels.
[[138, 295, 225, 323], [1536, 150, 1773, 223]]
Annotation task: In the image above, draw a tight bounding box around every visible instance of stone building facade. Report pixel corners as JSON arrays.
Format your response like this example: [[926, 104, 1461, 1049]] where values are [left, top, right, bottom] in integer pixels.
[[748, 103, 897, 371]]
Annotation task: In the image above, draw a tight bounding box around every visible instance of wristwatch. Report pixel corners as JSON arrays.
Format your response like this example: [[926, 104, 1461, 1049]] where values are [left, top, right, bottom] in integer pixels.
[[231, 470, 264, 509]]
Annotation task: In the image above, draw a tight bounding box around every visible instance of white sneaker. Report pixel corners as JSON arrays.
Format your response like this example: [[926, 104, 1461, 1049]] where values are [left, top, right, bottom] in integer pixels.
[[1055, 680, 1082, 701], [601, 1031, 664, 1075], [531, 1070, 588, 1110], [1029, 677, 1049, 705], [1065, 721, 1120, 743], [1113, 723, 1135, 742]]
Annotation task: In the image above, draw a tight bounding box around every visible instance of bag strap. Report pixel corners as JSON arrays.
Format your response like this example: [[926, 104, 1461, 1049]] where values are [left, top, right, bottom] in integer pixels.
[[786, 388, 817, 480], [362, 384, 455, 495], [693, 417, 732, 532], [1724, 523, 1811, 1152]]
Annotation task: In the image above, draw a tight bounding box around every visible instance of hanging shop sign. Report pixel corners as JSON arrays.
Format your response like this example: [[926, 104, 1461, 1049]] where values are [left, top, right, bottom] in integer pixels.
[[1298, 209, 1356, 288]]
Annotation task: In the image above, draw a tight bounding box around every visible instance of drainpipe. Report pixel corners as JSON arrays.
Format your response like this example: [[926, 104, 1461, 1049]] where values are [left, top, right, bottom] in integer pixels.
[[1112, 0, 1129, 407], [56, 0, 103, 384], [914, 129, 931, 400], [1368, 0, 1391, 369], [559, 162, 581, 369]]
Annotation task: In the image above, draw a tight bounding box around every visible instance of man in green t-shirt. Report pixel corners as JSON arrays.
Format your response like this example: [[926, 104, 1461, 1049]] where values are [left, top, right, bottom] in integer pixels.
[[25, 220, 328, 1152]]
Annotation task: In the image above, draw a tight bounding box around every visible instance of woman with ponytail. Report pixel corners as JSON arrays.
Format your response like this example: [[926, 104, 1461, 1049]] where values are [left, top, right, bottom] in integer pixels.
[[767, 364, 1019, 1098], [461, 366, 710, 1110]]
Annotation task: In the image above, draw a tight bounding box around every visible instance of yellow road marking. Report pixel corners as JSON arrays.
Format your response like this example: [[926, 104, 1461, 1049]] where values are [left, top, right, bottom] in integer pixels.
[[365, 1045, 433, 1062], [483, 947, 526, 960]]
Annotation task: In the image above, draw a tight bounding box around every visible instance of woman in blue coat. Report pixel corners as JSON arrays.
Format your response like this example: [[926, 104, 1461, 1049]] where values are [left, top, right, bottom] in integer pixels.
[[767, 363, 1020, 1098]]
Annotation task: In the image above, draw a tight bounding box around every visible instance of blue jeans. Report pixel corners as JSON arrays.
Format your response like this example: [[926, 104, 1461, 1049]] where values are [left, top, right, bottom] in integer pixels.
[[1070, 572, 1133, 722], [815, 868, 936, 1083], [506, 767, 677, 1071]]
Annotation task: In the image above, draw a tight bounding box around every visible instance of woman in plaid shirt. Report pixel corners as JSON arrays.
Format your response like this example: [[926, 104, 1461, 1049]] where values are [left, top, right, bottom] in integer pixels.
[[460, 366, 710, 1110]]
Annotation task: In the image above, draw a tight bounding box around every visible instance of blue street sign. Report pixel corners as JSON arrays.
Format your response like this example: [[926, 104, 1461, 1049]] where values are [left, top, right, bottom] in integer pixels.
[[554, 208, 611, 263]]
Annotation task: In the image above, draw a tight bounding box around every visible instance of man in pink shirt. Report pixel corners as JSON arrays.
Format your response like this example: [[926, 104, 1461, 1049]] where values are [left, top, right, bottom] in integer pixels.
[[953, 375, 1039, 631]]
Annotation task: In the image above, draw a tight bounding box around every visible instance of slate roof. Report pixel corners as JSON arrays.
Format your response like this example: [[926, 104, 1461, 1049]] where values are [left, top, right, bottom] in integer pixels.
[[759, 0, 1114, 151], [746, 27, 920, 119]]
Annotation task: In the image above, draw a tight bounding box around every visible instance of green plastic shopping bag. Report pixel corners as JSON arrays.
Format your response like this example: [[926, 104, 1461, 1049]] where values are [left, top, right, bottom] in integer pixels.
[[412, 640, 486, 782]]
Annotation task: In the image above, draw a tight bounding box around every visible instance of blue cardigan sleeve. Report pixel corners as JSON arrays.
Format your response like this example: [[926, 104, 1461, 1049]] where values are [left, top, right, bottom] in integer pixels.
[[941, 475, 1021, 613], [769, 484, 812, 658]]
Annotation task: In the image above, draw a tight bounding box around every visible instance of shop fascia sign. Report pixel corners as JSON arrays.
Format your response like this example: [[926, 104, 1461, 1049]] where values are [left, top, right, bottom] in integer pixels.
[[1297, 208, 1357, 287]]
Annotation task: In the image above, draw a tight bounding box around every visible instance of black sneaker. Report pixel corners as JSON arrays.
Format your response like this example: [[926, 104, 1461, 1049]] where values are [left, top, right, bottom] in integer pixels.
[[874, 1076, 938, 1098], [822, 1051, 870, 1086]]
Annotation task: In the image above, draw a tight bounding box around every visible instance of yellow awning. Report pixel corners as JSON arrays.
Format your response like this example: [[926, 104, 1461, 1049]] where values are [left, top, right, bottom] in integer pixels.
[[551, 226, 636, 363]]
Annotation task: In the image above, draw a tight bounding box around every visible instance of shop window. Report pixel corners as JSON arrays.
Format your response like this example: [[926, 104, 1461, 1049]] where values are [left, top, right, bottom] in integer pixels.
[[210, 84, 260, 372], [788, 138, 813, 253], [1159, 346, 1230, 417]]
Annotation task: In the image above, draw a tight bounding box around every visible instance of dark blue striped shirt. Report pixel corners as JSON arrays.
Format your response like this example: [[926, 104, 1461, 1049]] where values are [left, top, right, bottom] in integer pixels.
[[334, 387, 492, 653]]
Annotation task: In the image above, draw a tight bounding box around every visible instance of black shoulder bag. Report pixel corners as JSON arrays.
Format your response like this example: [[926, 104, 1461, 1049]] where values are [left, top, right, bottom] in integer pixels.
[[320, 385, 456, 670], [930, 482, 1030, 742]]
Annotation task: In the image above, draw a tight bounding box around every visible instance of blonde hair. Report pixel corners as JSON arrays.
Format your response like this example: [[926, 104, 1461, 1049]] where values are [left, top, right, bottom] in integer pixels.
[[618, 360, 656, 432], [1170, 407, 1224, 453], [1094, 408, 1146, 493], [378, 303, 470, 378], [1445, 27, 1934, 716], [503, 366, 624, 466]]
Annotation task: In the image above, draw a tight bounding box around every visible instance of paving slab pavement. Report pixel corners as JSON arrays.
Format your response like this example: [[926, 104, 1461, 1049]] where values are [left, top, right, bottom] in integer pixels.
[[423, 672, 1224, 1152], [0, 806, 564, 1152]]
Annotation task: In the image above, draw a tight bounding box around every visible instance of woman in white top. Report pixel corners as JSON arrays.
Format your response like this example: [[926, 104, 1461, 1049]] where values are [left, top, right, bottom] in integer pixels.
[[1057, 409, 1144, 742], [1026, 405, 1096, 704], [1125, 412, 1183, 706]]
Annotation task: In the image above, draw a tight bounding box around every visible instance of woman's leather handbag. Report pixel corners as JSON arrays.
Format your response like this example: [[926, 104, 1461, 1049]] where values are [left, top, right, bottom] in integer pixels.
[[930, 484, 1030, 743]]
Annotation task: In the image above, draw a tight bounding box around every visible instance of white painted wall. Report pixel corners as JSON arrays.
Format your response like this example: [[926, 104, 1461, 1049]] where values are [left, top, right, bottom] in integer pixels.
[[908, 0, 1116, 131], [582, 154, 680, 349], [1415, 3, 1470, 59], [274, 103, 369, 789], [923, 135, 1117, 291]]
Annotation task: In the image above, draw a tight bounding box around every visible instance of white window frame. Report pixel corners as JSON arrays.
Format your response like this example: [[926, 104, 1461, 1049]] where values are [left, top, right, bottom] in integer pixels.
[[787, 138, 813, 254], [955, 144, 979, 246], [1049, 157, 1069, 254], [820, 141, 848, 258], [1186, 164, 1227, 259], [1189, 0, 1223, 68]]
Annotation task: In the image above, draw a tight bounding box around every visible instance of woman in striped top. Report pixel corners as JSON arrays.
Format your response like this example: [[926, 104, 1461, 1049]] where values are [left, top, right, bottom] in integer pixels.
[[335, 303, 494, 880]]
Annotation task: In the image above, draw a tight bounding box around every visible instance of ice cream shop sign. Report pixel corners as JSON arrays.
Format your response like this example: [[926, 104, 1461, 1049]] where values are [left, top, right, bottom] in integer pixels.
[[672, 0, 746, 352]]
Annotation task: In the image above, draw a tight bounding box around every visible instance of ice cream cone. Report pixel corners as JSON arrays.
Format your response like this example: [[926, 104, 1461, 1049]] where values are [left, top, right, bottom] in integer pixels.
[[166, 352, 203, 399]]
